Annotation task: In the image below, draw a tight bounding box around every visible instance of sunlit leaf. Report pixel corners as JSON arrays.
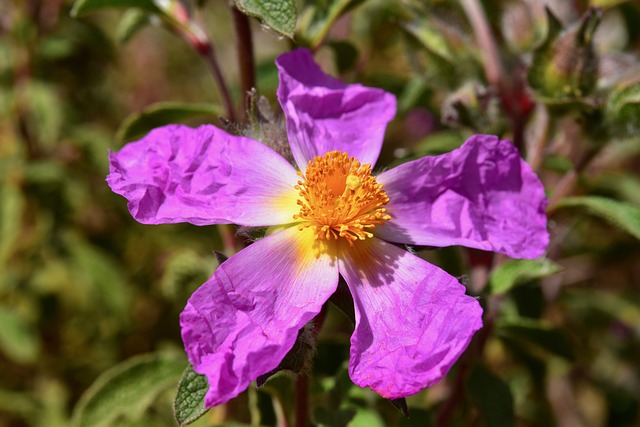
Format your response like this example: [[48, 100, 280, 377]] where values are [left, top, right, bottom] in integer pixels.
[[117, 102, 223, 143], [71, 0, 160, 17], [590, 0, 632, 7], [468, 365, 515, 427], [0, 171, 24, 268], [71, 353, 186, 427], [173, 364, 209, 426], [349, 407, 386, 427], [297, 0, 362, 48], [552, 196, 640, 240], [0, 306, 40, 364], [117, 9, 151, 43], [489, 259, 561, 294], [233, 0, 297, 38]]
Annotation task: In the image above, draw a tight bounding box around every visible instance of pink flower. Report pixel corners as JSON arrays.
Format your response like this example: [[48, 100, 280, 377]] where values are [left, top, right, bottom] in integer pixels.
[[107, 49, 548, 407]]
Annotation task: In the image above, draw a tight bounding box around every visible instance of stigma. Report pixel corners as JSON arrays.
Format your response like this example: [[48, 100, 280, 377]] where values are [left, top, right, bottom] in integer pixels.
[[293, 151, 391, 245]]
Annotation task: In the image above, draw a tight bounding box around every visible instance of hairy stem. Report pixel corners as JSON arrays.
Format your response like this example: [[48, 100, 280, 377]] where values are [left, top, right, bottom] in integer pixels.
[[294, 373, 310, 427], [231, 6, 256, 119], [217, 224, 241, 256]]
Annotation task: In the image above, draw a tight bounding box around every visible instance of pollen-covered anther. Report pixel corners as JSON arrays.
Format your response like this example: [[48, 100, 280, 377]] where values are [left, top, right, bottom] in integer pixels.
[[293, 151, 391, 245]]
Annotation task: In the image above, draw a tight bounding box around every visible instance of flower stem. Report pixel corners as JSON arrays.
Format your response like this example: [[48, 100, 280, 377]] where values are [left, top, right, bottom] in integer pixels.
[[527, 104, 551, 172], [201, 42, 237, 122], [460, 0, 502, 88], [461, 0, 533, 153], [217, 224, 240, 256], [294, 372, 310, 427], [547, 145, 601, 209], [231, 6, 256, 119]]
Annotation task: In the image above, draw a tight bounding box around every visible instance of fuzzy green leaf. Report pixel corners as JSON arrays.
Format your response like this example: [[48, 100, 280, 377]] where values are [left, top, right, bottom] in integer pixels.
[[553, 196, 640, 240], [116, 102, 223, 143], [489, 259, 562, 294], [606, 80, 640, 137], [71, 353, 186, 427], [234, 0, 297, 38], [173, 364, 209, 426], [71, 0, 160, 16]]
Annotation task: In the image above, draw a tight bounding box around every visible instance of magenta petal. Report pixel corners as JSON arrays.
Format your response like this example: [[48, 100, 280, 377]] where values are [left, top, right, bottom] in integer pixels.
[[276, 48, 396, 169], [107, 124, 300, 226], [376, 134, 549, 259], [338, 238, 483, 399], [181, 227, 339, 407]]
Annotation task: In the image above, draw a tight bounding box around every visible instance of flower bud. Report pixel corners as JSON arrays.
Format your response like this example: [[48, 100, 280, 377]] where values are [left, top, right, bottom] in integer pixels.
[[153, 0, 210, 54], [528, 7, 601, 100]]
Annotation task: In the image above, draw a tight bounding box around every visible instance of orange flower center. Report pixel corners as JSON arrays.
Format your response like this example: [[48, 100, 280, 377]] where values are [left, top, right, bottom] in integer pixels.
[[293, 151, 391, 245]]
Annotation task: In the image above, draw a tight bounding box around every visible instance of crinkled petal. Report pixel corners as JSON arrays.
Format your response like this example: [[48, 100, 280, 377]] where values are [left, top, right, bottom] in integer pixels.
[[181, 226, 339, 407], [376, 134, 548, 259], [107, 124, 300, 226], [338, 238, 482, 399], [276, 48, 396, 170]]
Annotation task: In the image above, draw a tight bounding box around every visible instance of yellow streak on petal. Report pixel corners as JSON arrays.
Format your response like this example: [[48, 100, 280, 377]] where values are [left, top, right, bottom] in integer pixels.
[[271, 186, 305, 220], [292, 226, 339, 264]]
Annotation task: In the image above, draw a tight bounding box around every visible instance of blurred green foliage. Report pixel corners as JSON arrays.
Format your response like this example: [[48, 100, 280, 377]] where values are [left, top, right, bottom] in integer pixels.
[[1, 0, 640, 426]]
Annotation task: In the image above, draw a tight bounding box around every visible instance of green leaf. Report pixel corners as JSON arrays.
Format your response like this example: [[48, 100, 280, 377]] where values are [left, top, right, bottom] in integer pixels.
[[0, 305, 40, 364], [71, 0, 160, 16], [71, 353, 186, 427], [349, 407, 386, 427], [468, 365, 515, 427], [233, 0, 297, 38], [116, 9, 151, 43], [173, 364, 209, 426], [297, 0, 360, 48], [66, 232, 131, 319], [497, 318, 574, 361], [489, 259, 561, 294], [20, 82, 64, 150], [116, 102, 223, 143], [160, 250, 212, 300], [592, 173, 640, 206], [0, 170, 25, 268], [606, 80, 640, 137], [314, 406, 356, 427], [327, 40, 358, 74], [0, 388, 39, 419], [552, 196, 640, 240]]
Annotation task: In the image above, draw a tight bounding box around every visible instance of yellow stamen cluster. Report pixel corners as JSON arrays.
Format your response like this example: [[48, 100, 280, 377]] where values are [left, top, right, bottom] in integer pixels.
[[293, 151, 391, 245]]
